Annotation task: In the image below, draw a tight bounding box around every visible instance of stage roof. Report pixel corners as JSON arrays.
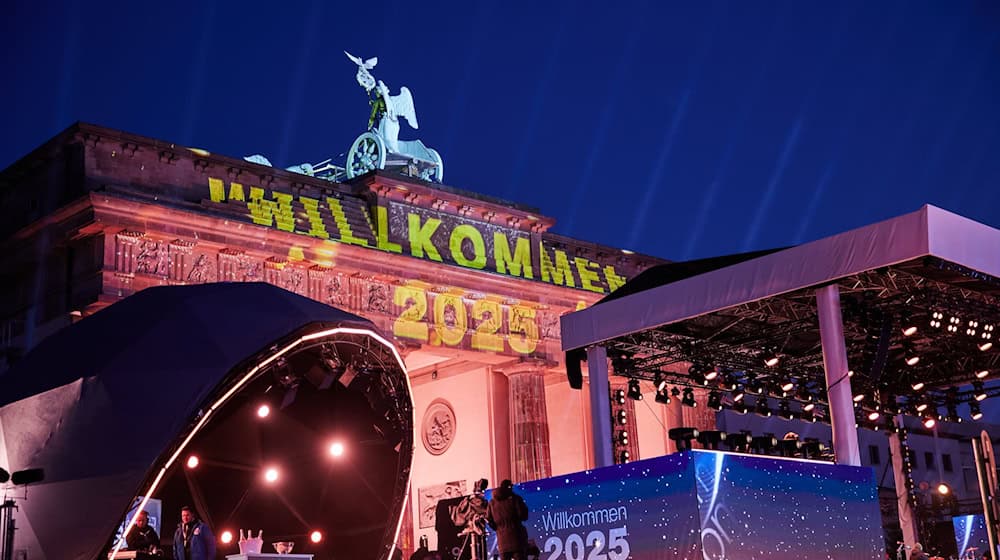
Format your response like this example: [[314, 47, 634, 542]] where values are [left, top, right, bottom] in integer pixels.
[[0, 283, 412, 560], [562, 205, 1000, 416]]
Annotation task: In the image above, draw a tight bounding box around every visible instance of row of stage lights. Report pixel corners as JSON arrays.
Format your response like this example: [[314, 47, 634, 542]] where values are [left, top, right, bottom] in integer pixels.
[[615, 380, 827, 422], [181, 402, 347, 545], [617, 376, 991, 429]]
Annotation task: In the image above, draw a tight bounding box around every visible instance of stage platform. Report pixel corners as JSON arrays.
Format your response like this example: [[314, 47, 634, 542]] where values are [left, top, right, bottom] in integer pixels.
[[487, 450, 884, 560]]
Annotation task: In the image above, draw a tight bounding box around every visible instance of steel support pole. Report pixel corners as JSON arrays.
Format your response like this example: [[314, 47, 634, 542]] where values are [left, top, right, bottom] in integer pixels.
[[587, 345, 614, 468], [816, 284, 861, 466], [888, 428, 919, 550], [973, 438, 1000, 559]]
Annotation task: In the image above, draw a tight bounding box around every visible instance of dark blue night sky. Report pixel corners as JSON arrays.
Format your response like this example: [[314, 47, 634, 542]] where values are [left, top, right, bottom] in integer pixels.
[[3, 1, 999, 263]]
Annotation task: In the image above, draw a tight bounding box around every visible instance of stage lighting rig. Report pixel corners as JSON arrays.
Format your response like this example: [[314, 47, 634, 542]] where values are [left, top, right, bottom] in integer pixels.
[[681, 388, 697, 407]]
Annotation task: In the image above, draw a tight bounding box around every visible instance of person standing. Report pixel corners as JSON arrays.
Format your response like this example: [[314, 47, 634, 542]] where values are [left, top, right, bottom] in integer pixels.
[[125, 510, 160, 554], [173, 506, 216, 560], [909, 543, 930, 560], [486, 480, 529, 560]]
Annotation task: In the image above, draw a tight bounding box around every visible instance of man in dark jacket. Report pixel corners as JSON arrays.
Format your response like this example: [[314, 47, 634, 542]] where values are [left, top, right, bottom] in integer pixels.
[[486, 480, 529, 560], [173, 506, 216, 560], [125, 510, 160, 554]]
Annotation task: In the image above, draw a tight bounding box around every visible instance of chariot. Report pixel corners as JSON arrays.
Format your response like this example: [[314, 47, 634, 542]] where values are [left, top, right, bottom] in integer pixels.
[[344, 52, 444, 183]]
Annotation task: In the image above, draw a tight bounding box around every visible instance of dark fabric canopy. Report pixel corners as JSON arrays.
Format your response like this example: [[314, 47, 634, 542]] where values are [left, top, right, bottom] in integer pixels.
[[0, 283, 391, 560]]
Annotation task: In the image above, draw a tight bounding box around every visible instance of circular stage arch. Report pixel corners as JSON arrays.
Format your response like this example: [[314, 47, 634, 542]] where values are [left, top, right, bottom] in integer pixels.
[[0, 282, 413, 560]]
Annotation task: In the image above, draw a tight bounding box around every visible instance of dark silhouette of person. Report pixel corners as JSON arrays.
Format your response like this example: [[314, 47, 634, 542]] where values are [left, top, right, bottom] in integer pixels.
[[125, 510, 160, 554], [486, 480, 529, 560]]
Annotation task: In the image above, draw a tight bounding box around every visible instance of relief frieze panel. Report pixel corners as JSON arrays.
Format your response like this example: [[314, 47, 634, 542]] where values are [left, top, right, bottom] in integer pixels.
[[135, 239, 169, 277]]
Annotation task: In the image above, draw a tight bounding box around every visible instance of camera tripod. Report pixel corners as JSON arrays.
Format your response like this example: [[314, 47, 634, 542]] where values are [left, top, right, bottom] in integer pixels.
[[456, 517, 486, 560]]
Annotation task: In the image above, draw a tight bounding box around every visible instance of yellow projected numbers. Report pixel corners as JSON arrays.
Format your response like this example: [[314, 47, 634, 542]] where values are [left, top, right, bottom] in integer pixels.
[[392, 285, 540, 355]]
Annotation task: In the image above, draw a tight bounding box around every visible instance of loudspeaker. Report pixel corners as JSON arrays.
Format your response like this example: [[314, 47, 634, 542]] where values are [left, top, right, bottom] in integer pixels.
[[566, 348, 586, 389]]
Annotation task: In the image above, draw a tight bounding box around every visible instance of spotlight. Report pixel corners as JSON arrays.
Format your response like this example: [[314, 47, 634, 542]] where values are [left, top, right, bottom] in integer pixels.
[[905, 355, 920, 366], [780, 381, 795, 394], [0, 469, 7, 484], [681, 388, 697, 407], [751, 435, 778, 455], [257, 404, 271, 418], [976, 369, 990, 379], [733, 401, 749, 414], [732, 387, 746, 402], [310, 531, 323, 544], [796, 384, 813, 402], [613, 389, 626, 405], [948, 315, 961, 333], [778, 438, 801, 457], [697, 430, 727, 450], [264, 467, 280, 483], [619, 450, 630, 463], [867, 410, 881, 421], [655, 375, 669, 393], [748, 378, 765, 394], [726, 432, 752, 453], [922, 415, 936, 429], [980, 342, 993, 352], [970, 402, 984, 421], [946, 404, 962, 423], [903, 325, 918, 337], [755, 397, 771, 417], [704, 367, 720, 382], [627, 379, 643, 401], [221, 531, 234, 544], [723, 373, 739, 390], [800, 408, 815, 422], [974, 381, 987, 401], [707, 391, 723, 411], [930, 311, 943, 328], [802, 439, 826, 459], [186, 455, 200, 469], [853, 393, 866, 403], [763, 353, 780, 368], [911, 380, 925, 391], [616, 410, 628, 425], [778, 400, 795, 420], [915, 401, 929, 412], [937, 482, 951, 495], [329, 442, 345, 457], [668, 427, 699, 451], [617, 430, 629, 445], [802, 401, 816, 412], [655, 384, 672, 404], [688, 365, 707, 386]]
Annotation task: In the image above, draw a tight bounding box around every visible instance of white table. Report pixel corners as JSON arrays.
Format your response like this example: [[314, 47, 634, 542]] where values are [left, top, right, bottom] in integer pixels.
[[225, 554, 314, 560]]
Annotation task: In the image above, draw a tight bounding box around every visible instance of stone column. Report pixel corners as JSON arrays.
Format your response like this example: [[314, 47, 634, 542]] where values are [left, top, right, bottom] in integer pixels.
[[507, 364, 552, 482]]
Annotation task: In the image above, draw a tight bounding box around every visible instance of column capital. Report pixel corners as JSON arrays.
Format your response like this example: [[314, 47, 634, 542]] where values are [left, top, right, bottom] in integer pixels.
[[497, 357, 556, 377]]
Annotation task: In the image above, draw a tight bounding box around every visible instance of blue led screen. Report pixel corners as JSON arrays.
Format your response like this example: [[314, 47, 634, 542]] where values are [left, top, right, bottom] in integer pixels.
[[487, 451, 883, 560]]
